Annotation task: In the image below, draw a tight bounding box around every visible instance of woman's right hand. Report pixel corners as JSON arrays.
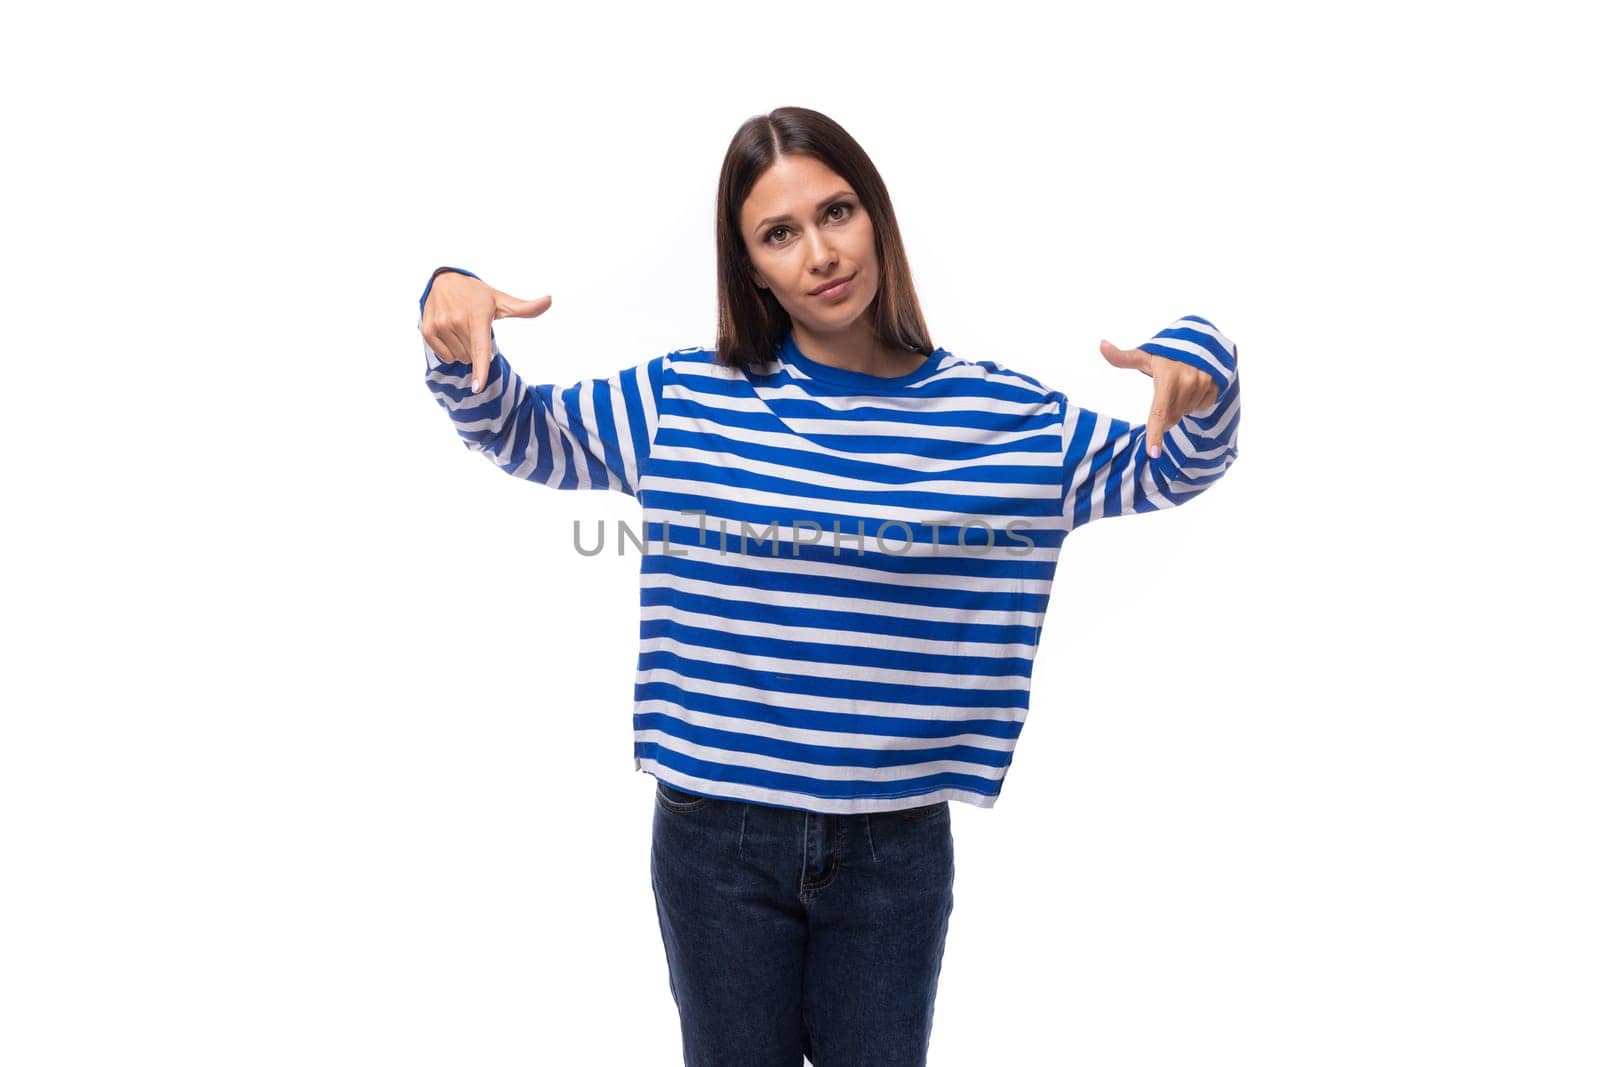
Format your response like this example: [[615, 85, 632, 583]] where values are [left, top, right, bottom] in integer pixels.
[[420, 271, 552, 394]]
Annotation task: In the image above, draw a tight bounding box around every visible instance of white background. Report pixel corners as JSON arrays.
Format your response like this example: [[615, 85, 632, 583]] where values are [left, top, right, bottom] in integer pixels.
[[4, 1, 1596, 1064]]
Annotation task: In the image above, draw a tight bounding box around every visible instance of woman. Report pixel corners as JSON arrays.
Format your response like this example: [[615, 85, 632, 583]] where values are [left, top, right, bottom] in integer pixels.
[[417, 106, 1239, 1066]]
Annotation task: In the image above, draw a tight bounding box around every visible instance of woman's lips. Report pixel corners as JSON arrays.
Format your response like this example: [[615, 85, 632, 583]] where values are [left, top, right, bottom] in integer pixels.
[[811, 272, 856, 299]]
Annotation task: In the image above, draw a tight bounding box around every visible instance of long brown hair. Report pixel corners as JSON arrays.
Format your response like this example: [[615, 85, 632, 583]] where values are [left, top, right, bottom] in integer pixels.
[[714, 107, 933, 373]]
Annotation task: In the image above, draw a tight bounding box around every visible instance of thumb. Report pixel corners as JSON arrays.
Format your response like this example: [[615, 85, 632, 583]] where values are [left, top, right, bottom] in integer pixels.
[[494, 292, 553, 320], [1100, 339, 1153, 377]]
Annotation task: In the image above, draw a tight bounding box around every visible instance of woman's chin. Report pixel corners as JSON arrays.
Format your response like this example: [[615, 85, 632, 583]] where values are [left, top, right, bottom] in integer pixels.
[[799, 296, 877, 336]]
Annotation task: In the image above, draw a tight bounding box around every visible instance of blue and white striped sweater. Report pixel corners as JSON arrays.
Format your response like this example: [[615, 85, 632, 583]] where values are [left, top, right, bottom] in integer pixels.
[[420, 267, 1240, 813]]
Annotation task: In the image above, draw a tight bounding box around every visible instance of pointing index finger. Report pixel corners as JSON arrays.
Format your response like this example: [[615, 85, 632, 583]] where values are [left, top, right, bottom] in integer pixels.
[[470, 322, 493, 394], [1147, 380, 1175, 459]]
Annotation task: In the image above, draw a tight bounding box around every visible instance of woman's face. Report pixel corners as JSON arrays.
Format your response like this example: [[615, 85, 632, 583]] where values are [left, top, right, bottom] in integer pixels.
[[740, 153, 880, 338]]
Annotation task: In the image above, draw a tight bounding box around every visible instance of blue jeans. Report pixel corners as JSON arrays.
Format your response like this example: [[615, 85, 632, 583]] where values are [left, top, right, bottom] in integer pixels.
[[649, 780, 957, 1066]]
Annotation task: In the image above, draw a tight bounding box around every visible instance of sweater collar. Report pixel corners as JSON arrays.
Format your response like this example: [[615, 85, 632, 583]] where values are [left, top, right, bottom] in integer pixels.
[[777, 331, 944, 391]]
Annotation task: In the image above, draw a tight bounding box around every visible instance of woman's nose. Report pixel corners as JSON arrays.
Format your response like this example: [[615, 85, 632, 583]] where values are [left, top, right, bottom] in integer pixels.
[[804, 231, 838, 271]]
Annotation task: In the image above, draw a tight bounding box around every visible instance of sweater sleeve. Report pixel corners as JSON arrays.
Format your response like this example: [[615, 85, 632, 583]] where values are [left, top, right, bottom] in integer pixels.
[[1059, 314, 1240, 531], [418, 267, 666, 496]]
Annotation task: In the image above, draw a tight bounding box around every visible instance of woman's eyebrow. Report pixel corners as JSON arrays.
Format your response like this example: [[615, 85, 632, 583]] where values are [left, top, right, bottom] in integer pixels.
[[755, 190, 855, 230]]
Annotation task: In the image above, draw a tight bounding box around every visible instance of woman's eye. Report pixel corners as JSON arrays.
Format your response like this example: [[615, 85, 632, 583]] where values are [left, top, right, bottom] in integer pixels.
[[766, 204, 851, 244]]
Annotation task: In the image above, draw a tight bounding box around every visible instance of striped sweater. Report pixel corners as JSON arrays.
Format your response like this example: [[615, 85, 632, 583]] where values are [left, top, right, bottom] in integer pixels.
[[419, 267, 1241, 814]]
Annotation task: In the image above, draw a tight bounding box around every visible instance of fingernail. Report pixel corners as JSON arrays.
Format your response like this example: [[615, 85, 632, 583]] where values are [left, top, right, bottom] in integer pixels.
[[471, 377, 481, 393]]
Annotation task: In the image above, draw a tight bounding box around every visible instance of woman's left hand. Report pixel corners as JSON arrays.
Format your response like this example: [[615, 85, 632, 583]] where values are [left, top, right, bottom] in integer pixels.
[[1098, 339, 1220, 459]]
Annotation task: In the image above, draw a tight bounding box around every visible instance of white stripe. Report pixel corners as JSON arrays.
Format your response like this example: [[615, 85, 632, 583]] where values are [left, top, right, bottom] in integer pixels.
[[566, 384, 593, 490], [640, 602, 1039, 661], [635, 729, 1008, 783], [660, 443, 1063, 498], [635, 699, 1019, 755], [609, 376, 639, 493], [638, 635, 1033, 691], [639, 570, 1041, 628], [634, 361, 661, 448], [635, 667, 1031, 724], [644, 475, 1052, 526], [655, 413, 1062, 473], [1170, 317, 1236, 357]]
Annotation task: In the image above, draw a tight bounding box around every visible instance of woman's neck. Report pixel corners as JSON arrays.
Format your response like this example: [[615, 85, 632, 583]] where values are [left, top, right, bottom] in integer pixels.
[[792, 319, 922, 379]]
